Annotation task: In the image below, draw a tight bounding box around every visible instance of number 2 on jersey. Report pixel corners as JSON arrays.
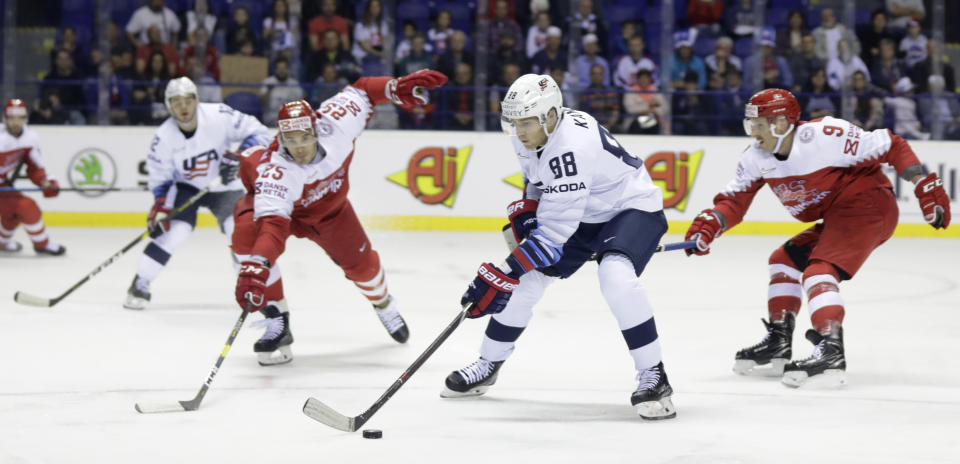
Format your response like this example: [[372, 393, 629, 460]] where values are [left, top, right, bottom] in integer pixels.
[[260, 165, 285, 180], [599, 126, 643, 169]]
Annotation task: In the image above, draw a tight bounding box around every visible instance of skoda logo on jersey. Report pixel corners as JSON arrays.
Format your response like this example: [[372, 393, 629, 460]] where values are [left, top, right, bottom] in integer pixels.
[[183, 149, 218, 180], [387, 145, 472, 207], [67, 148, 117, 197]]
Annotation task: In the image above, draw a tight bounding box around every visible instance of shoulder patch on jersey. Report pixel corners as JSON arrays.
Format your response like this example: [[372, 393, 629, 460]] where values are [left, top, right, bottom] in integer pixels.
[[317, 121, 334, 136], [798, 125, 816, 144]]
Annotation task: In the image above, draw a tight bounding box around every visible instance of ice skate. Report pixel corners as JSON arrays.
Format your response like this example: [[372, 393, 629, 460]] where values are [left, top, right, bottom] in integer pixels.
[[253, 306, 293, 366], [374, 295, 409, 343], [631, 362, 677, 420], [34, 241, 65, 256], [782, 327, 846, 388], [123, 276, 151, 310], [733, 312, 795, 377], [0, 240, 23, 254], [441, 358, 504, 398]]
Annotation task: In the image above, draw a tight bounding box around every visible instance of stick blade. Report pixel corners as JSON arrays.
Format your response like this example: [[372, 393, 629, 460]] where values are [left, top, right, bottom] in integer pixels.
[[13, 291, 53, 307], [135, 401, 190, 414], [302, 398, 357, 431]]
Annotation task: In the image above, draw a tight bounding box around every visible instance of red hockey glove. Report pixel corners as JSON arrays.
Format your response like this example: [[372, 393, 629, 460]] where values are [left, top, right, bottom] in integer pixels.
[[684, 209, 725, 256], [507, 199, 538, 245], [147, 198, 172, 238], [915, 173, 950, 229], [392, 70, 448, 107], [42, 179, 60, 198], [236, 260, 270, 311], [461, 263, 520, 319]]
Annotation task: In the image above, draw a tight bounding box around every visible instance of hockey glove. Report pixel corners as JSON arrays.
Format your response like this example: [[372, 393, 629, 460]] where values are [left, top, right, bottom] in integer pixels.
[[915, 173, 951, 229], [42, 179, 60, 198], [236, 259, 270, 311], [239, 133, 270, 151], [147, 198, 172, 238], [684, 209, 725, 256], [461, 263, 520, 318], [392, 70, 448, 107], [507, 199, 538, 244], [219, 151, 241, 185]]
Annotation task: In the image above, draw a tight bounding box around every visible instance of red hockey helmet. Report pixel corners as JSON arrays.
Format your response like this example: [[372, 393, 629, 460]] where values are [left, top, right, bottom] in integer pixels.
[[744, 88, 800, 127], [3, 99, 28, 118], [276, 100, 317, 136]]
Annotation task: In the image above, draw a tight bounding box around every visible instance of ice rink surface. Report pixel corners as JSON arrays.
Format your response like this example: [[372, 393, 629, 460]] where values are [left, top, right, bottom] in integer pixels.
[[1, 227, 958, 463]]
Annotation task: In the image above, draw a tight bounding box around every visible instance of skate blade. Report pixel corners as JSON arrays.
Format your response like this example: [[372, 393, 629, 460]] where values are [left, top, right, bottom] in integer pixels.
[[635, 396, 677, 420], [439, 385, 490, 398], [123, 296, 148, 310], [781, 369, 847, 389], [257, 346, 293, 366], [732, 358, 787, 377]]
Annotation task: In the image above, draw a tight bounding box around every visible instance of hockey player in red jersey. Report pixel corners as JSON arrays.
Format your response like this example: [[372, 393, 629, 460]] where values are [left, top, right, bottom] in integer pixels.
[[0, 99, 64, 255], [228, 70, 448, 365], [684, 88, 951, 387]]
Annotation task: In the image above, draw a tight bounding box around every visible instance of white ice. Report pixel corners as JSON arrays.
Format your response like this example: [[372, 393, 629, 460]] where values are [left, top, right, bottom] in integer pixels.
[[1, 227, 958, 463]]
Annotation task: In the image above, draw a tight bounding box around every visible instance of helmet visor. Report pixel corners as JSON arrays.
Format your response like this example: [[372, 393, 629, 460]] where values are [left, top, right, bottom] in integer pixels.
[[499, 100, 524, 136]]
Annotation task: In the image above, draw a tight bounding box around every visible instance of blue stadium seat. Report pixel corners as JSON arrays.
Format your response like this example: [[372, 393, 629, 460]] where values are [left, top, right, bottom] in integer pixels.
[[209, 0, 230, 17], [224, 92, 262, 120], [63, 0, 94, 15], [806, 10, 821, 29], [165, 0, 193, 14], [734, 36, 753, 58], [111, 0, 140, 27], [442, 3, 474, 33], [62, 14, 94, 33], [767, 8, 792, 28], [397, 0, 430, 32], [693, 35, 717, 58]]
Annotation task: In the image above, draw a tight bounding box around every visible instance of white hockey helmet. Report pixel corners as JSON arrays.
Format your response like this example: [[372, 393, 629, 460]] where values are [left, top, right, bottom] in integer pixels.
[[164, 76, 198, 113], [500, 73, 563, 139]]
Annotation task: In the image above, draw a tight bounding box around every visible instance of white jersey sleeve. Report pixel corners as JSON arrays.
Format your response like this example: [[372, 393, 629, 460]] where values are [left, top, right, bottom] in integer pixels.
[[252, 157, 307, 221], [315, 86, 375, 142], [221, 103, 271, 145], [146, 133, 177, 193]]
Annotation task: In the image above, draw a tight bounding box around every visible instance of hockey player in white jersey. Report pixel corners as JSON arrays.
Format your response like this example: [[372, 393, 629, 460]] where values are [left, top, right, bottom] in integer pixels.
[[442, 74, 676, 420], [124, 77, 271, 309]]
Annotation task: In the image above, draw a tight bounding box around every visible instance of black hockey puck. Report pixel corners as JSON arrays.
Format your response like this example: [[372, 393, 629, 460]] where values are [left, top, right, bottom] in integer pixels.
[[362, 429, 382, 439]]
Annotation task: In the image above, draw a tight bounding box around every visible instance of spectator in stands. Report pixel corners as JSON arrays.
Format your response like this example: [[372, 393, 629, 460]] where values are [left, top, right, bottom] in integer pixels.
[[135, 25, 179, 76], [612, 20, 640, 60], [579, 64, 620, 131], [527, 11, 552, 59], [126, 0, 181, 47], [800, 68, 839, 119], [53, 27, 90, 77], [489, 32, 528, 86], [703, 70, 730, 134], [826, 39, 870, 90], [130, 51, 171, 125], [263, 0, 299, 62], [399, 33, 433, 75], [742, 28, 793, 91], [550, 67, 577, 110], [788, 34, 824, 93], [308, 0, 350, 52], [672, 71, 708, 135], [910, 39, 957, 94], [859, 9, 896, 68], [309, 29, 359, 82], [687, 0, 724, 29], [727, 69, 744, 93], [899, 20, 927, 69], [812, 8, 860, 62], [227, 6, 258, 55], [237, 40, 256, 57], [884, 77, 929, 139], [428, 10, 457, 56], [776, 10, 808, 58], [614, 35, 656, 90], [353, 0, 388, 73], [184, 56, 222, 103], [486, 0, 524, 53], [850, 70, 886, 132], [870, 38, 906, 92], [622, 69, 664, 134], [437, 31, 473, 81], [919, 75, 960, 140], [100, 21, 135, 78], [705, 36, 742, 79], [31, 93, 70, 125], [396, 21, 422, 62], [725, 0, 761, 38], [886, 0, 925, 31], [531, 27, 567, 76], [574, 34, 609, 90], [488, 62, 523, 127], [41, 49, 86, 122], [567, 0, 606, 52], [312, 63, 348, 105], [183, 27, 220, 81], [260, 57, 304, 125], [187, 0, 217, 42], [444, 62, 475, 131], [670, 29, 706, 90]]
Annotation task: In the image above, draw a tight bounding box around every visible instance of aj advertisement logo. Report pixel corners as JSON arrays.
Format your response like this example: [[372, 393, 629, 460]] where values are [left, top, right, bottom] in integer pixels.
[[503, 150, 703, 211], [387, 146, 472, 207], [67, 148, 117, 197]]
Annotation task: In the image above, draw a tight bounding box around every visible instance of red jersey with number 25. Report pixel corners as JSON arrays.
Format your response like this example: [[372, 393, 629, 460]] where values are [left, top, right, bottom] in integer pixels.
[[713, 116, 921, 227]]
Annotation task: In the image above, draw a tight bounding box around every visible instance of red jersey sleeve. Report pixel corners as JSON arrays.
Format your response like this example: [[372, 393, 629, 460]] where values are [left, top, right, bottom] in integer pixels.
[[348, 76, 395, 106], [713, 157, 765, 230]]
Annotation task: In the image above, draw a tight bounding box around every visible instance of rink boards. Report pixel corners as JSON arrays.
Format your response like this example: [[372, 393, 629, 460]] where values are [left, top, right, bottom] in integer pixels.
[[22, 126, 960, 237]]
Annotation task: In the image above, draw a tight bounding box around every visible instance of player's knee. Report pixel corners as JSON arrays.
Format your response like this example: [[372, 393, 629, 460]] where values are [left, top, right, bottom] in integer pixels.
[[802, 261, 840, 285], [343, 249, 381, 283], [598, 253, 636, 297]]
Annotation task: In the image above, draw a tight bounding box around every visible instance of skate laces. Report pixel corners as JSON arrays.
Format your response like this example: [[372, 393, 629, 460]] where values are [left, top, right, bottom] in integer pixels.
[[743, 319, 777, 351], [252, 315, 285, 341], [458, 358, 494, 384], [635, 365, 661, 391], [376, 307, 405, 333], [798, 340, 825, 362]]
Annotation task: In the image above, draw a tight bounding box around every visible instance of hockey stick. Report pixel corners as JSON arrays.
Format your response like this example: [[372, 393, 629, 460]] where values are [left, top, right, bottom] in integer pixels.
[[303, 306, 470, 432], [503, 224, 696, 254], [135, 305, 251, 413], [12, 182, 218, 307], [0, 186, 147, 193]]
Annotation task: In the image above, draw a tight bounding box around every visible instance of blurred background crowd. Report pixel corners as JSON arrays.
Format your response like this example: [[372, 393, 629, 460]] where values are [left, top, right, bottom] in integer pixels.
[[3, 0, 959, 139]]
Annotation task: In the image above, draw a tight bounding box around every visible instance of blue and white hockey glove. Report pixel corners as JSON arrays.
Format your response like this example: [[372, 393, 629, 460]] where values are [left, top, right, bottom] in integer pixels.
[[504, 230, 564, 276], [219, 151, 241, 185], [461, 263, 520, 318], [239, 133, 271, 151]]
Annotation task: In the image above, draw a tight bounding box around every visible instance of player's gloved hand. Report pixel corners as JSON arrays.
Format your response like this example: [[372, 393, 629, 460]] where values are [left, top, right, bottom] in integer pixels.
[[684, 209, 725, 256], [239, 133, 270, 151], [461, 263, 520, 318], [42, 179, 60, 198], [147, 198, 172, 238], [392, 70, 448, 106], [236, 259, 270, 311], [219, 151, 240, 185], [507, 199, 538, 244], [915, 173, 950, 229]]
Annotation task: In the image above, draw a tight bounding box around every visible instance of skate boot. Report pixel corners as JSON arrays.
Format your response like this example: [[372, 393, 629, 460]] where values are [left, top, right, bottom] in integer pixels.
[[123, 276, 151, 310], [0, 240, 23, 253], [34, 241, 65, 256], [733, 312, 795, 376], [374, 295, 409, 343], [253, 305, 294, 366], [440, 358, 504, 398], [782, 327, 846, 388], [631, 362, 677, 420]]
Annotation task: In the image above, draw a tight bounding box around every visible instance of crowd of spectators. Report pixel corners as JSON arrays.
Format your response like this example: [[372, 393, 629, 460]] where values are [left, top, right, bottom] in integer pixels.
[[23, 0, 960, 139]]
